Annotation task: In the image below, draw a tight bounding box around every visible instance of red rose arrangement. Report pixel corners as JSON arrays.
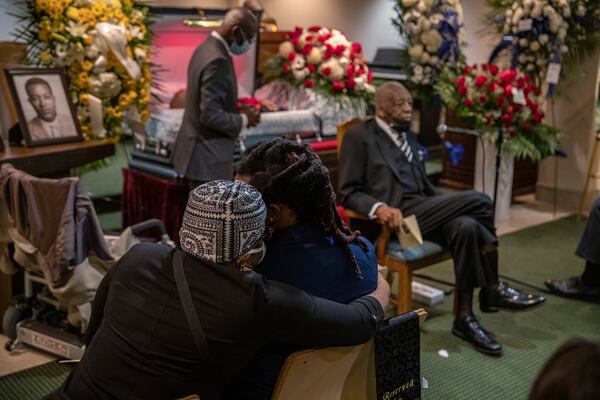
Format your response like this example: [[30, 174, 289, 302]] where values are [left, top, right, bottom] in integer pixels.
[[437, 63, 560, 160], [264, 26, 374, 99]]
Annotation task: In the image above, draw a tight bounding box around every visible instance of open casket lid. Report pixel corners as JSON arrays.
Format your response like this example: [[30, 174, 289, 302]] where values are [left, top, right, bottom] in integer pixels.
[[149, 7, 259, 107]]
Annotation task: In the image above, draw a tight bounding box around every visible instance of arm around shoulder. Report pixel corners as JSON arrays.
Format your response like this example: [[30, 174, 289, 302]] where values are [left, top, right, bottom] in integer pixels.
[[253, 275, 384, 348]]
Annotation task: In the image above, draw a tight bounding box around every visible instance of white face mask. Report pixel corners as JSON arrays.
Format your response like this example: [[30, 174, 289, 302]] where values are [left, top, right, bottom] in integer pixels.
[[237, 240, 266, 271], [245, 240, 266, 264]]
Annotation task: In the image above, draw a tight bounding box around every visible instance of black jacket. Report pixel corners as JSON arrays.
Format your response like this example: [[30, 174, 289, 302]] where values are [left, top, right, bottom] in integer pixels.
[[338, 118, 438, 215], [59, 242, 382, 400], [171, 35, 243, 181]]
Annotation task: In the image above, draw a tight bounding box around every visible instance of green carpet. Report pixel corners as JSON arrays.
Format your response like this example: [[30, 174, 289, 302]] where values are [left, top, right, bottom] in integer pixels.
[[0, 217, 598, 399], [419, 216, 600, 399], [0, 362, 71, 400]]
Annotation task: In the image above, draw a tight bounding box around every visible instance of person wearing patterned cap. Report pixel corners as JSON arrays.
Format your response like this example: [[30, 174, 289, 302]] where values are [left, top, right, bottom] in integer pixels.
[[50, 180, 390, 400]]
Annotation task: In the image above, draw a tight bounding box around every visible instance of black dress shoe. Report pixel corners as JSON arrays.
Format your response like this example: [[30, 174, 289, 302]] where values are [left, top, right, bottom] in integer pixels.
[[545, 277, 600, 302], [479, 282, 546, 313], [452, 316, 502, 356]]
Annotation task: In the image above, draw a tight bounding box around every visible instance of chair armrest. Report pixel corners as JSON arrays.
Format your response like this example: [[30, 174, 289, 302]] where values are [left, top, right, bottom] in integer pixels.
[[344, 209, 371, 222], [342, 208, 392, 263]]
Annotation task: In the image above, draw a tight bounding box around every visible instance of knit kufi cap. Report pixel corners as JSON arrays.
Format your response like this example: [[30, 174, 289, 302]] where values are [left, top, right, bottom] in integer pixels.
[[179, 180, 267, 263]]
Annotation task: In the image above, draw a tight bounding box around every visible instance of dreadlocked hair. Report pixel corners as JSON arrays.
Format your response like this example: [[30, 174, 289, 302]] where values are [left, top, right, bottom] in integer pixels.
[[237, 137, 367, 279]]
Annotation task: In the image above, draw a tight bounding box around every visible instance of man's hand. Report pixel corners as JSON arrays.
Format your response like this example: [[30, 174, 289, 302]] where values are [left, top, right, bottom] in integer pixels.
[[375, 205, 403, 230], [240, 106, 260, 128]]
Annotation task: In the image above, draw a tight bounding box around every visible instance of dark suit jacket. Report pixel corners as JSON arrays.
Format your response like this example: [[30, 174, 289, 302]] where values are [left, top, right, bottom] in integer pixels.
[[60, 243, 382, 400], [338, 118, 437, 215], [171, 35, 243, 181]]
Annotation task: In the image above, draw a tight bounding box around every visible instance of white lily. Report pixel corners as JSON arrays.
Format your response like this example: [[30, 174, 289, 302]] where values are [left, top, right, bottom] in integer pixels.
[[67, 20, 88, 38]]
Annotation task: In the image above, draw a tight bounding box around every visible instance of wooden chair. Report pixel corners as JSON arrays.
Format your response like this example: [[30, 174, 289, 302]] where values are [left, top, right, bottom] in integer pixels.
[[272, 309, 428, 400], [336, 119, 452, 315]]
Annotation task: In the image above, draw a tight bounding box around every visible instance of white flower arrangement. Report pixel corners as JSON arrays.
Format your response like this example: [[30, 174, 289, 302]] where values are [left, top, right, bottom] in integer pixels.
[[488, 0, 599, 91], [394, 0, 466, 97], [267, 26, 375, 98]]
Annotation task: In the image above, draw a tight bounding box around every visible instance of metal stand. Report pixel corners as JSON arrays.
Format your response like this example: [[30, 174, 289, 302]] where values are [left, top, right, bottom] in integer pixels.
[[492, 127, 507, 214], [577, 133, 600, 220]]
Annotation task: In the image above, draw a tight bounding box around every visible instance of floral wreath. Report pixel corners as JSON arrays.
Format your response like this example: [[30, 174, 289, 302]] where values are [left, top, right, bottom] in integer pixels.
[[13, 0, 154, 140]]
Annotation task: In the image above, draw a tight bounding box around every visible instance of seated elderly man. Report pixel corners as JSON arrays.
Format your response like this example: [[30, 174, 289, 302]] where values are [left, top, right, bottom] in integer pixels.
[[338, 81, 546, 356]]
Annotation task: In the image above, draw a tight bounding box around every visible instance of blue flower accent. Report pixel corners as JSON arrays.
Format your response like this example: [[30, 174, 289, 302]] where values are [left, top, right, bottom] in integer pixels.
[[443, 140, 464, 166]]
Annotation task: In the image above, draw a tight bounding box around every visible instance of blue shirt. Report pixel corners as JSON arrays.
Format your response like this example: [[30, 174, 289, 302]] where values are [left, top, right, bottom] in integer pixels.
[[255, 223, 378, 304]]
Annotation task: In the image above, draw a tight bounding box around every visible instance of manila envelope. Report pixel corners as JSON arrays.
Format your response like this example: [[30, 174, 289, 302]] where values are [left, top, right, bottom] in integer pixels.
[[397, 215, 423, 249]]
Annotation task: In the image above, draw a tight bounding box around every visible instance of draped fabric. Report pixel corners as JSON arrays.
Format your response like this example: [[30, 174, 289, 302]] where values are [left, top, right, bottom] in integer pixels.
[[121, 168, 189, 244]]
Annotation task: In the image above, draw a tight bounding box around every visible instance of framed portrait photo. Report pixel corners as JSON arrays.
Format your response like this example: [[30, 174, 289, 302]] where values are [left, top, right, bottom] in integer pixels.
[[4, 67, 83, 147]]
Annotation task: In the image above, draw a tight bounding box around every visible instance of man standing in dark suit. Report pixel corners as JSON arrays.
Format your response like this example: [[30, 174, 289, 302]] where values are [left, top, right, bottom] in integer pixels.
[[172, 8, 260, 187], [545, 196, 600, 301], [338, 81, 546, 356]]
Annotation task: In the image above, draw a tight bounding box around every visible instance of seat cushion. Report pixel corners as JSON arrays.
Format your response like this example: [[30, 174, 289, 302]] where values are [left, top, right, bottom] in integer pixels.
[[387, 239, 445, 263]]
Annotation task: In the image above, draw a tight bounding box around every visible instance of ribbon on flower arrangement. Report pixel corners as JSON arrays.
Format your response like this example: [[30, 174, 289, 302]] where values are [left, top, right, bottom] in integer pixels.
[[443, 140, 464, 166], [545, 50, 561, 97], [436, 10, 462, 62], [488, 35, 518, 69]]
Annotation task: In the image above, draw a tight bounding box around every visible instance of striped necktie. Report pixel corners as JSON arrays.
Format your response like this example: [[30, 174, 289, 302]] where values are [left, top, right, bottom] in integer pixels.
[[398, 131, 414, 163]]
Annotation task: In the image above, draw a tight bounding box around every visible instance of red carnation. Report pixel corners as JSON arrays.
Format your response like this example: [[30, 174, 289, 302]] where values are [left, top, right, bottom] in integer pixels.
[[504, 84, 513, 96], [457, 85, 468, 96], [499, 69, 516, 85], [283, 64, 290, 74], [291, 38, 300, 47], [479, 95, 487, 103], [351, 43, 362, 54], [501, 113, 512, 124], [487, 82, 498, 93], [332, 81, 345, 93], [308, 25, 321, 33], [524, 84, 534, 95], [290, 27, 303, 39], [346, 77, 356, 90], [456, 75, 466, 86], [288, 51, 297, 62], [307, 64, 316, 73], [533, 111, 545, 123], [527, 100, 538, 113], [489, 64, 499, 76], [462, 66, 473, 74], [481, 64, 489, 71], [317, 33, 332, 43], [464, 98, 474, 107], [474, 74, 487, 87], [301, 44, 314, 56], [496, 96, 505, 108], [347, 64, 355, 78], [304, 79, 314, 88], [523, 122, 531, 131], [335, 45, 346, 57], [322, 67, 332, 76], [367, 70, 373, 83]]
